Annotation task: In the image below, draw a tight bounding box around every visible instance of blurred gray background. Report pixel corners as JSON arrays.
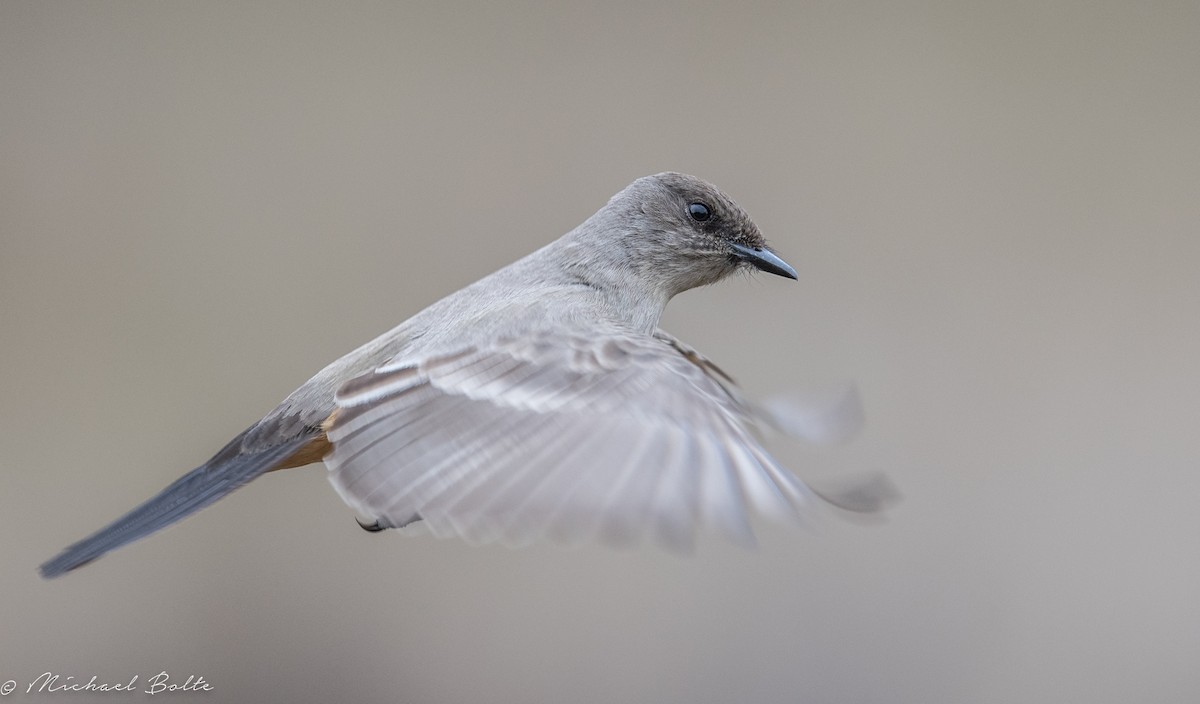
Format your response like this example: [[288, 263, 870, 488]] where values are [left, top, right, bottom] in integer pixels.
[[3, 2, 1198, 702]]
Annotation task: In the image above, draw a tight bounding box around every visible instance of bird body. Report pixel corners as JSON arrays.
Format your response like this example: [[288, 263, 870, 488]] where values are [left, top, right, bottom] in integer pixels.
[[41, 172, 879, 579]]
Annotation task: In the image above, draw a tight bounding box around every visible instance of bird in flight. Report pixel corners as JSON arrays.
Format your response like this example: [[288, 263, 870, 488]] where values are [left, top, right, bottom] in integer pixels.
[[40, 172, 887, 579]]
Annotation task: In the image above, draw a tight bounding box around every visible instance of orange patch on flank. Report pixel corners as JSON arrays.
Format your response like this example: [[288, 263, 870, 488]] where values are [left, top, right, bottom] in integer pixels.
[[270, 411, 339, 471], [271, 435, 332, 471]]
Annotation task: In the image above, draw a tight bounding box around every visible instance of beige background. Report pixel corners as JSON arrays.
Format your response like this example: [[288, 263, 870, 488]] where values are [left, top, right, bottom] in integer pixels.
[[3, 2, 1198, 702]]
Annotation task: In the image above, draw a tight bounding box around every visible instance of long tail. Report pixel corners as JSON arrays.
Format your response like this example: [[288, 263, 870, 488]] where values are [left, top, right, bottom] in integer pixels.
[[40, 434, 313, 579]]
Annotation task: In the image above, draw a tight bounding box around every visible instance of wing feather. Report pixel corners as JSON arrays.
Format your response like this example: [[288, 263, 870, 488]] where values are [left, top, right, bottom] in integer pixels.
[[648, 426, 700, 551], [325, 332, 826, 550]]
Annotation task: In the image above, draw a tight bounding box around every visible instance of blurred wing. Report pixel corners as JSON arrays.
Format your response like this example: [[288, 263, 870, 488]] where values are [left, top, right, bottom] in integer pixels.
[[324, 333, 820, 551]]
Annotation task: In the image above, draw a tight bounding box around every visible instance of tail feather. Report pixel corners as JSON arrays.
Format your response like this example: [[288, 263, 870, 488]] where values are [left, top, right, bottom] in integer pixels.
[[40, 434, 312, 579]]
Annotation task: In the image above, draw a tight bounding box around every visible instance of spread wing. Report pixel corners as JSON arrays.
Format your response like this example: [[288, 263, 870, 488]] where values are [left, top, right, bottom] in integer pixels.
[[324, 332, 821, 551]]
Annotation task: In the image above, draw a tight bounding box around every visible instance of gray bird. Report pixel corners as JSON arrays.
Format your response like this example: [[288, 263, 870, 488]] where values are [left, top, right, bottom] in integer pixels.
[[40, 172, 884, 579]]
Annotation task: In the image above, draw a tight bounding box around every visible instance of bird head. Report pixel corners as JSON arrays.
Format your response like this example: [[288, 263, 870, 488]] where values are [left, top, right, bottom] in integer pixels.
[[594, 172, 797, 297]]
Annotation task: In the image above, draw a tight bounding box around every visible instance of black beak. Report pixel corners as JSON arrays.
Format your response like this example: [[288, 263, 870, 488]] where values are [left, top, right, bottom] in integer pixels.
[[730, 243, 798, 280]]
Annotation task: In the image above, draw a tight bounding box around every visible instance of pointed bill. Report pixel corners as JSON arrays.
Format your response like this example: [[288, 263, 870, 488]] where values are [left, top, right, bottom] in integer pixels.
[[730, 243, 797, 279]]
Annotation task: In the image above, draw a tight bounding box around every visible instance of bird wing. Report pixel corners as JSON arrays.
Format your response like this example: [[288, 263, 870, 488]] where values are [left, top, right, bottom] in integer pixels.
[[324, 332, 821, 551]]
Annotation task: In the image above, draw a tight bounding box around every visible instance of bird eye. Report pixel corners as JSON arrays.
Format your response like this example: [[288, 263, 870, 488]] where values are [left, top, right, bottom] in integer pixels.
[[687, 202, 711, 222]]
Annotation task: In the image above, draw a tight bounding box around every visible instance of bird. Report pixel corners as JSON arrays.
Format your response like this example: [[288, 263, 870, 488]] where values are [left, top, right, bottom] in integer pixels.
[[40, 172, 887, 579]]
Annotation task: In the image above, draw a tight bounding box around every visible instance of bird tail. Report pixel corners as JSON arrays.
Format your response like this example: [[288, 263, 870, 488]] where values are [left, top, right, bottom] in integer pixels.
[[39, 433, 312, 579]]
